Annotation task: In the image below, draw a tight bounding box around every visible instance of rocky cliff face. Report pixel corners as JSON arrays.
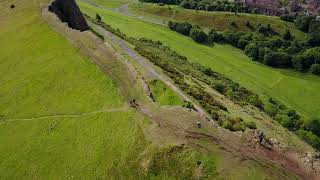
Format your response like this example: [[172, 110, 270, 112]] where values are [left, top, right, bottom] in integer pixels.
[[49, 0, 89, 31]]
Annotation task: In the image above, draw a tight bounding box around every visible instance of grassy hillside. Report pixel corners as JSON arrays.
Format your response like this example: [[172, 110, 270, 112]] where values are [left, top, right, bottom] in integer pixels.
[[0, 0, 146, 178], [129, 3, 307, 40], [85, 0, 129, 8], [149, 79, 184, 106], [0, 0, 217, 178], [79, 1, 320, 120]]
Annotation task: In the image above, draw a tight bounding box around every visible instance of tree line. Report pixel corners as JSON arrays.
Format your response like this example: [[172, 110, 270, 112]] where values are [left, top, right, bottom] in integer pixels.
[[139, 0, 257, 14], [168, 21, 320, 75]]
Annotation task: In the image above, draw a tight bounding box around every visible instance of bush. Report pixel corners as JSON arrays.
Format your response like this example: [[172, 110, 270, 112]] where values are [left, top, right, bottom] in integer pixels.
[[189, 26, 208, 43], [175, 22, 193, 35], [263, 52, 292, 68], [296, 130, 320, 150], [208, 29, 224, 43], [214, 83, 225, 93], [275, 114, 302, 131], [280, 14, 295, 22], [294, 15, 314, 32], [245, 43, 259, 60], [310, 64, 320, 75], [96, 14, 102, 22], [248, 95, 263, 109], [305, 118, 320, 136]]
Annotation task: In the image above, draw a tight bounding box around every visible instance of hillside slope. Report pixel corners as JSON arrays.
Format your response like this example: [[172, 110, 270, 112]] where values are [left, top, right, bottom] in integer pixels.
[[1, 0, 319, 179]]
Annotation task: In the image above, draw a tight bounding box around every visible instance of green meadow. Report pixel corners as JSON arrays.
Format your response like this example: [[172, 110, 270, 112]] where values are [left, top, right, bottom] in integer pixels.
[[84, 0, 130, 8], [149, 79, 184, 106], [79, 1, 320, 120]]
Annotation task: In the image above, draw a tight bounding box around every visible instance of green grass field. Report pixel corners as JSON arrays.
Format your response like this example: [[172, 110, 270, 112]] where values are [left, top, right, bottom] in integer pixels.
[[129, 3, 307, 40], [79, 1, 320, 120], [85, 0, 130, 8], [149, 79, 184, 106]]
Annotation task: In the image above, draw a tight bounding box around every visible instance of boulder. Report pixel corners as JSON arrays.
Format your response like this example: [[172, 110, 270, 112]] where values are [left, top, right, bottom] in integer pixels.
[[49, 0, 89, 32]]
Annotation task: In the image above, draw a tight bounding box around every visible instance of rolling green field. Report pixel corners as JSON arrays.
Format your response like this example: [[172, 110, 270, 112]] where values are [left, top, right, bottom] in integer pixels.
[[85, 0, 129, 8], [129, 3, 307, 40], [79, 1, 320, 120], [149, 80, 184, 106]]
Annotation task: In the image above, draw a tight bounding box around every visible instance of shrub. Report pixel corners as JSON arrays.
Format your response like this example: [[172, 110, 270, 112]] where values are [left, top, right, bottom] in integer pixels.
[[294, 15, 314, 32], [189, 26, 208, 43], [310, 64, 320, 75], [222, 120, 233, 130], [245, 43, 259, 60], [296, 130, 320, 150], [214, 83, 226, 94], [305, 118, 320, 136], [283, 30, 293, 41], [275, 114, 302, 131], [96, 14, 102, 22], [175, 22, 193, 35], [208, 29, 224, 43], [248, 95, 263, 109], [263, 52, 292, 68], [280, 14, 295, 22]]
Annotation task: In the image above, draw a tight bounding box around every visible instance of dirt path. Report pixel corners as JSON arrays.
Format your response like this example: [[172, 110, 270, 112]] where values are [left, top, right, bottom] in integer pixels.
[[89, 21, 210, 120], [0, 107, 127, 124]]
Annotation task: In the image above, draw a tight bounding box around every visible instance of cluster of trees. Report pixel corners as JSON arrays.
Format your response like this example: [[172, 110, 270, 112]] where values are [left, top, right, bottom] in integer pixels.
[[139, 0, 255, 14], [169, 21, 320, 75]]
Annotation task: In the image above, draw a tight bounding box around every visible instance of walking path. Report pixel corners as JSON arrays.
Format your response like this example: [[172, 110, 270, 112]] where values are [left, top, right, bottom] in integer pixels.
[[0, 107, 127, 124]]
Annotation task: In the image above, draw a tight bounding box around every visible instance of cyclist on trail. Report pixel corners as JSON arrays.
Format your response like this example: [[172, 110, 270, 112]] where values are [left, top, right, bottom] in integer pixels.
[[258, 129, 265, 145]]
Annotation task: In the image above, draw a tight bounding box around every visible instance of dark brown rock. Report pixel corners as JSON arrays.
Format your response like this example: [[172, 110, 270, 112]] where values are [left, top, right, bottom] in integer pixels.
[[49, 0, 89, 32], [10, 4, 15, 9]]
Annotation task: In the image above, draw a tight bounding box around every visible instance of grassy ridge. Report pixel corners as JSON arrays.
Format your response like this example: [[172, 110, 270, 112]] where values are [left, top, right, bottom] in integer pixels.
[[79, 2, 320, 119], [129, 3, 307, 40]]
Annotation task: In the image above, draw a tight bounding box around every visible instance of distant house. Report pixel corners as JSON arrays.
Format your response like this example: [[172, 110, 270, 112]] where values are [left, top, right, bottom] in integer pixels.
[[308, 0, 320, 15]]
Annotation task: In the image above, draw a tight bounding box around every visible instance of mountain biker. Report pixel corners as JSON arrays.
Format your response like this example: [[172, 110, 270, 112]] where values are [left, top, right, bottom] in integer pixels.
[[258, 129, 264, 145]]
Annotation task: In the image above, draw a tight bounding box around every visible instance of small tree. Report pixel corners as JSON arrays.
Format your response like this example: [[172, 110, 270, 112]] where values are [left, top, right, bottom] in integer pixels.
[[96, 14, 102, 22]]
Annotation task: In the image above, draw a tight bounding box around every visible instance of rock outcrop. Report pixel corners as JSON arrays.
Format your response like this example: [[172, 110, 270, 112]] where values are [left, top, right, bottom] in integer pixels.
[[49, 0, 89, 32]]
